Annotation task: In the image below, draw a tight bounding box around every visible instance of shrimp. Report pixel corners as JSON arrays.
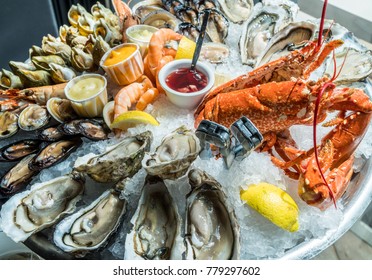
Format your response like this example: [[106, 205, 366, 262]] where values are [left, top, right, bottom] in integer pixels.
[[146, 28, 183, 78], [112, 0, 139, 42], [114, 75, 157, 118]]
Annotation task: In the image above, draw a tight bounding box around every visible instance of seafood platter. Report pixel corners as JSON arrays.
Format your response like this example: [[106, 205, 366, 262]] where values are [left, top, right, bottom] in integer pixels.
[[1, 0, 372, 260]]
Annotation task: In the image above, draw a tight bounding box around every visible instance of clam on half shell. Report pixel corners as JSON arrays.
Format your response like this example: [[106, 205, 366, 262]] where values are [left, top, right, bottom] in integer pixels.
[[0, 174, 85, 242]]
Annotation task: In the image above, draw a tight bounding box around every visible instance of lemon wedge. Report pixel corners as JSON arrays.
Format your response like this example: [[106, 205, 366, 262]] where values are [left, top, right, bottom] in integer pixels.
[[240, 182, 299, 232], [175, 36, 196, 60], [110, 110, 159, 130]]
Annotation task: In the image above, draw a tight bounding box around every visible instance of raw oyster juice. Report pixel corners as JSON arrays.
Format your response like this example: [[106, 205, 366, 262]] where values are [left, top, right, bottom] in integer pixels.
[[65, 74, 107, 118]]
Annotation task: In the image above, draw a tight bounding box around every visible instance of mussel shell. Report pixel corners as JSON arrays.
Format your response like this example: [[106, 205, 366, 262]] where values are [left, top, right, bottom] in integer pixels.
[[57, 119, 82, 136], [76, 119, 109, 141], [0, 139, 42, 162], [198, 8, 229, 44], [38, 126, 66, 142], [0, 111, 19, 139], [174, 5, 198, 26], [0, 154, 38, 198], [0, 173, 85, 242], [185, 169, 240, 260], [177, 22, 200, 42], [29, 138, 82, 171], [53, 189, 126, 255], [18, 104, 50, 131]]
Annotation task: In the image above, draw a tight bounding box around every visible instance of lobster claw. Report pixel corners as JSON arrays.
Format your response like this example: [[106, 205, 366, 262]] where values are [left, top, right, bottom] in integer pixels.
[[195, 116, 263, 168]]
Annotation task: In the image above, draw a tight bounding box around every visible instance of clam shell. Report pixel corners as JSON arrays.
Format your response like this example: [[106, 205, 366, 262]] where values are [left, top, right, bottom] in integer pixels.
[[0, 111, 19, 139], [18, 104, 50, 131], [0, 174, 85, 242], [46, 97, 77, 123]]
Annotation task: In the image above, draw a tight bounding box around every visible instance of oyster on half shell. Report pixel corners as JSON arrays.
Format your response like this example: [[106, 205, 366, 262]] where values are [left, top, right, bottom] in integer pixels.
[[53, 189, 126, 256], [125, 175, 183, 260], [185, 169, 240, 260], [143, 126, 201, 180], [256, 21, 317, 67], [239, 3, 291, 66], [74, 131, 152, 183], [0, 173, 85, 242]]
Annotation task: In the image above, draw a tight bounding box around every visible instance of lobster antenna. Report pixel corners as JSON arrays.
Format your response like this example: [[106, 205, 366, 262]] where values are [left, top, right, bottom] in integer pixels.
[[317, 0, 328, 48], [312, 43, 349, 208]]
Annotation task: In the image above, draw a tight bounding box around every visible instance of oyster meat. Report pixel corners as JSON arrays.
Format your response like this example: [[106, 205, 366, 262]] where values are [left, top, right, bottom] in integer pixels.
[[0, 174, 85, 242], [53, 189, 126, 256], [239, 3, 291, 66], [185, 169, 240, 260], [125, 175, 182, 260], [216, 0, 254, 24], [142, 10, 181, 30], [143, 126, 201, 180], [74, 131, 152, 183]]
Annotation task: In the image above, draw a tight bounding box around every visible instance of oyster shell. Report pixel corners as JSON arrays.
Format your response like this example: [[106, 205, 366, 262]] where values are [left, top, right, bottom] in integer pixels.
[[29, 138, 82, 171], [143, 126, 201, 180], [0, 111, 18, 139], [18, 104, 50, 131], [74, 131, 152, 183], [216, 0, 254, 24], [239, 3, 290, 66], [0, 139, 42, 162], [185, 169, 240, 260], [256, 21, 317, 67], [125, 175, 183, 260], [0, 154, 38, 198], [53, 189, 126, 256], [46, 98, 78, 123], [0, 174, 85, 242]]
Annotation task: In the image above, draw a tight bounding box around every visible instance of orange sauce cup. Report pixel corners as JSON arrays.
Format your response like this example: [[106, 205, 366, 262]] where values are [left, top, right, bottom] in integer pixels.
[[100, 43, 144, 86]]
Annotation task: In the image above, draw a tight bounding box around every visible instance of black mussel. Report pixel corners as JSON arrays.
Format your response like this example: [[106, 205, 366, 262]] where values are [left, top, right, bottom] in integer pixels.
[[29, 138, 82, 171], [38, 126, 66, 142], [162, 0, 183, 14], [174, 5, 199, 26], [0, 139, 43, 162], [57, 119, 81, 136], [177, 22, 200, 41], [76, 119, 109, 141], [0, 154, 38, 198]]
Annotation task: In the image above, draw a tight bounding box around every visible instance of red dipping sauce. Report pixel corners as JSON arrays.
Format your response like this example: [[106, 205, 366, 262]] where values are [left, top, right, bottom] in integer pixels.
[[165, 67, 208, 93]]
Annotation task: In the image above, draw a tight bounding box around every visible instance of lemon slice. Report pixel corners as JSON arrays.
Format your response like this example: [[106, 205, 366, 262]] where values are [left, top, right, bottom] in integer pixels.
[[110, 110, 159, 130], [175, 36, 196, 60], [240, 182, 299, 232]]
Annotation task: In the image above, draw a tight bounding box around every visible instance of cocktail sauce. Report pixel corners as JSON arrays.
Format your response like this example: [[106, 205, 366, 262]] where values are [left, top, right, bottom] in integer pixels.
[[165, 67, 208, 93]]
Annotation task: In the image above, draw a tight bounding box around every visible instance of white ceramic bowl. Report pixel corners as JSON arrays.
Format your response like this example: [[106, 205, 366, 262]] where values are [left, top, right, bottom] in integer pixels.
[[158, 59, 215, 109]]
